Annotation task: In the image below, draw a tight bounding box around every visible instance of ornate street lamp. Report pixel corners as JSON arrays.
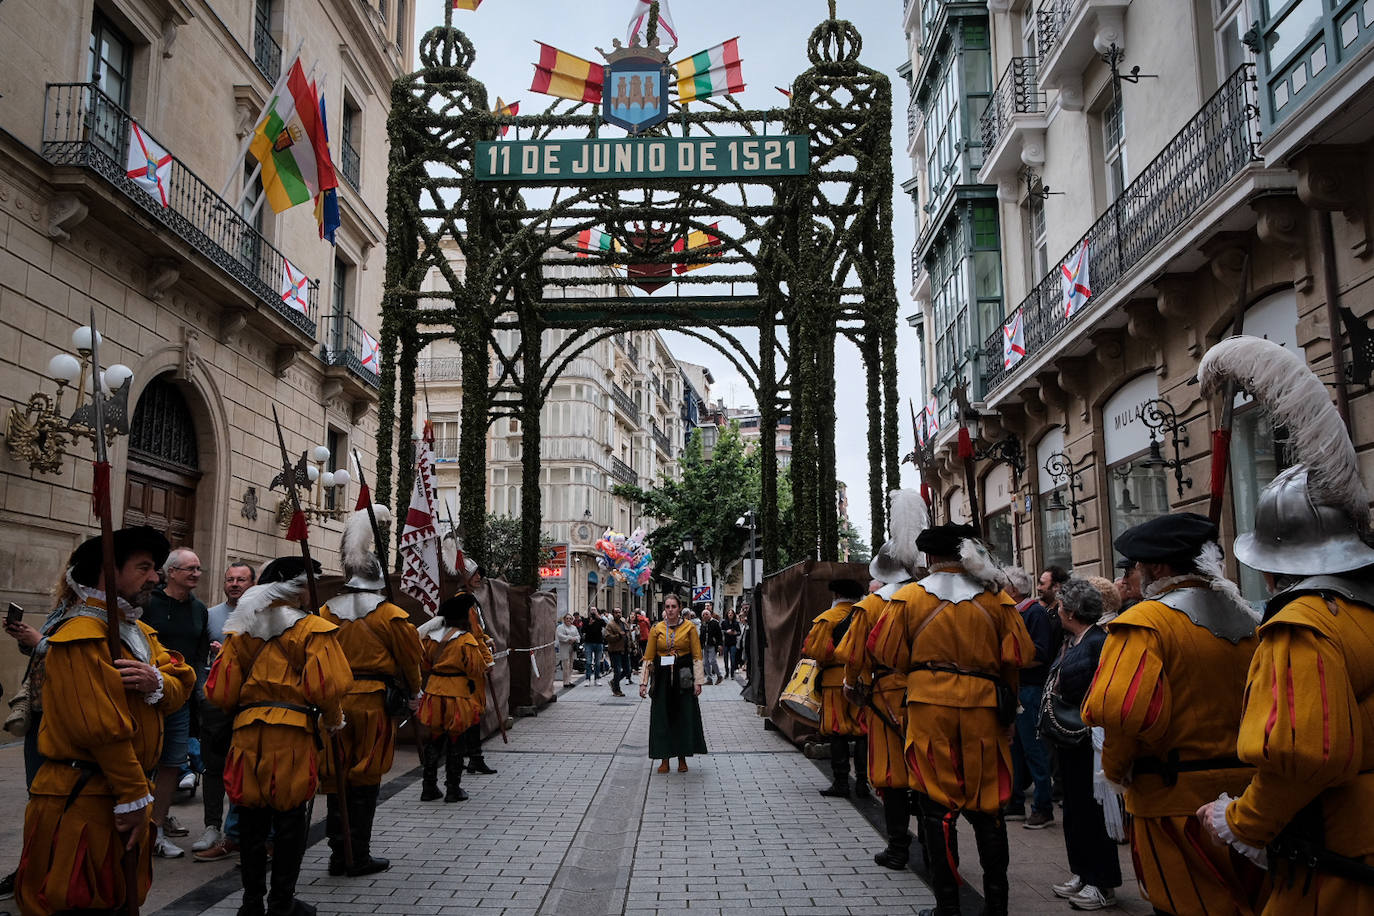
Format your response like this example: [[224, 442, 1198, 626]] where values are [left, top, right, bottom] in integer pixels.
[[273, 443, 352, 526], [1137, 398, 1192, 499], [1043, 450, 1087, 528]]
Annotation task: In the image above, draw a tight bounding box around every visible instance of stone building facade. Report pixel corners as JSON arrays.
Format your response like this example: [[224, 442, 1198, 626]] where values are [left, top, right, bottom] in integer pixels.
[[0, 0, 411, 685], [904, 0, 1374, 604]]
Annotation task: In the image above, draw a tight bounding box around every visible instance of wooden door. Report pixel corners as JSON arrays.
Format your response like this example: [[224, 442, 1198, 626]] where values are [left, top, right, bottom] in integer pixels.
[[122, 374, 202, 548], [125, 462, 197, 547]]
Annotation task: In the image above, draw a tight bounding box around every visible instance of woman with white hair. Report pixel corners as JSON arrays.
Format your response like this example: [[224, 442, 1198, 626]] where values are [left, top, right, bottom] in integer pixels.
[[1044, 578, 1121, 911]]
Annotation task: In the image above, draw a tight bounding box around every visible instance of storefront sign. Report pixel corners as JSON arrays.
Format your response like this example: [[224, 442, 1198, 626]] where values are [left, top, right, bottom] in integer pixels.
[[475, 136, 810, 182], [1103, 374, 1160, 465], [1036, 426, 1066, 495], [539, 544, 569, 580]]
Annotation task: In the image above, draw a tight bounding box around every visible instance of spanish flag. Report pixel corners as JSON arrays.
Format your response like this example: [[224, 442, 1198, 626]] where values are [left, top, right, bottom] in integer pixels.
[[493, 97, 519, 137], [530, 42, 604, 104], [673, 223, 723, 274]]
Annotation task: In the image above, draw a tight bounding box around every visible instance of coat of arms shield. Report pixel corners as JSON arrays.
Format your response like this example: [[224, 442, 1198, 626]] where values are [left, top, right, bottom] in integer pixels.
[[602, 54, 669, 134]]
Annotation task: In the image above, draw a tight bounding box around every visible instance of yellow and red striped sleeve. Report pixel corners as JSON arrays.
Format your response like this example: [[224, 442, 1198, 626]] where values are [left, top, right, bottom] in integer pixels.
[[1082, 624, 1172, 785]]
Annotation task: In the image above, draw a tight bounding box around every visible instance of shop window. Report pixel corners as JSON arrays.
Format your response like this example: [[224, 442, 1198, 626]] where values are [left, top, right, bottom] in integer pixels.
[[985, 509, 1014, 567], [1107, 461, 1170, 566], [1038, 492, 1072, 573]]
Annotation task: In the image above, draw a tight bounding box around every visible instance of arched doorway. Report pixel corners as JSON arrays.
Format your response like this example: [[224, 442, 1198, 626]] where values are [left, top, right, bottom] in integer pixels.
[[123, 373, 201, 547]]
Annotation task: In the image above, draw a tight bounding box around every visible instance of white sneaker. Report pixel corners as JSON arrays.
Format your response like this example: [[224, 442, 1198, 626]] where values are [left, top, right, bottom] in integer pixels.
[[178, 771, 199, 792], [1052, 875, 1084, 898], [191, 825, 222, 852], [153, 829, 185, 859], [1068, 885, 1117, 910]]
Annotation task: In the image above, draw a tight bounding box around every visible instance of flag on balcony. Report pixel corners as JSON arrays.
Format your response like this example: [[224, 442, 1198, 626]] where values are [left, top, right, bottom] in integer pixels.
[[925, 396, 940, 438], [1002, 307, 1026, 370], [1060, 239, 1092, 319], [249, 59, 337, 214], [672, 222, 722, 274], [674, 38, 744, 104], [360, 328, 381, 375], [627, 0, 678, 47], [575, 228, 617, 257], [530, 43, 604, 103], [313, 90, 340, 244], [125, 121, 173, 208], [400, 421, 442, 617], [493, 97, 520, 137], [281, 260, 309, 315]]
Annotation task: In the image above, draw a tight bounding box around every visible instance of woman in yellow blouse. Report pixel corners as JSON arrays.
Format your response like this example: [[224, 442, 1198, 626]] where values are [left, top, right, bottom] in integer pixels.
[[639, 593, 708, 772]]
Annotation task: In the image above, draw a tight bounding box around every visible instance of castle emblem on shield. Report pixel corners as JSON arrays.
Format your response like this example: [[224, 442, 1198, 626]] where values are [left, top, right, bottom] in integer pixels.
[[599, 45, 670, 134]]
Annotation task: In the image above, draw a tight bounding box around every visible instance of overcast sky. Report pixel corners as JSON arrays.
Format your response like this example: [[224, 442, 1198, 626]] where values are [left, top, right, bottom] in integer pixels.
[[411, 0, 925, 542]]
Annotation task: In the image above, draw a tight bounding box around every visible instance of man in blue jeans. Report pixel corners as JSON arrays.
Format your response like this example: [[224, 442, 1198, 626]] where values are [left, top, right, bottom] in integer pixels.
[[1003, 566, 1061, 829], [581, 606, 606, 686]]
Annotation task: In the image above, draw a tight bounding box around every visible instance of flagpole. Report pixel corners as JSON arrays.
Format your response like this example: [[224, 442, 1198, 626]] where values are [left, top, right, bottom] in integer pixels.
[[220, 38, 306, 198]]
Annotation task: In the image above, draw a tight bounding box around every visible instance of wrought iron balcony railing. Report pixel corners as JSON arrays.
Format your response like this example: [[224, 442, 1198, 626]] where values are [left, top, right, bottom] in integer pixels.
[[253, 25, 282, 84], [433, 437, 460, 462], [416, 357, 462, 380], [610, 455, 638, 486], [1037, 0, 1073, 64], [610, 385, 640, 424], [627, 338, 640, 365], [321, 313, 380, 387], [340, 136, 361, 191], [652, 423, 672, 455], [907, 92, 924, 148], [981, 65, 1259, 394], [981, 57, 1046, 153], [41, 83, 318, 337]]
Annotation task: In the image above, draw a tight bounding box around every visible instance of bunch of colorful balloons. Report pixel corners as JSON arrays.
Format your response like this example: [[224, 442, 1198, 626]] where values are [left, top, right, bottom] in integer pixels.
[[595, 527, 654, 595]]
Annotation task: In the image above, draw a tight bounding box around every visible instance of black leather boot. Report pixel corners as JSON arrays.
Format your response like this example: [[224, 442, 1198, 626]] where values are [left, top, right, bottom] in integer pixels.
[[237, 807, 271, 916], [266, 806, 314, 916], [916, 801, 963, 916], [821, 738, 851, 797], [346, 785, 389, 876], [854, 737, 870, 798], [874, 788, 913, 869], [325, 793, 348, 876], [968, 810, 1010, 916], [445, 742, 468, 802], [464, 723, 496, 774], [420, 736, 443, 801]]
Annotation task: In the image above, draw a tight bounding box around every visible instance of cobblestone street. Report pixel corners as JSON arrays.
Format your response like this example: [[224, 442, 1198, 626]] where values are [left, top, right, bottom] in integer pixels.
[[2, 674, 1158, 915]]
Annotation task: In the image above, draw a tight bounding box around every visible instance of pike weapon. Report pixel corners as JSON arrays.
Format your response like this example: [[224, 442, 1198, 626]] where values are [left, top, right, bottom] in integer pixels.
[[89, 308, 140, 916], [269, 406, 352, 869], [351, 449, 395, 605], [953, 384, 983, 535], [1208, 252, 1252, 525]]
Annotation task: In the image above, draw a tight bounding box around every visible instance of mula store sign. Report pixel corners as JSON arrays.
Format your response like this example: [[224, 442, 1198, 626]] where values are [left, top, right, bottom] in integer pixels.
[[476, 136, 810, 183]]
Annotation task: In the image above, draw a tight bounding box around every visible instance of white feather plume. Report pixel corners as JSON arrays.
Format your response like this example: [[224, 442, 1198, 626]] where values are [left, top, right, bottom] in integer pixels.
[[959, 538, 1009, 592], [341, 505, 391, 575], [1195, 540, 1261, 625], [223, 574, 309, 640], [1200, 335, 1368, 528], [887, 489, 930, 575]]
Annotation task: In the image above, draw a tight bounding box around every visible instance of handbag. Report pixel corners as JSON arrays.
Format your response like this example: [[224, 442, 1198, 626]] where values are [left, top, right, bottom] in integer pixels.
[[4, 681, 32, 737], [1038, 667, 1089, 746], [675, 661, 694, 691]]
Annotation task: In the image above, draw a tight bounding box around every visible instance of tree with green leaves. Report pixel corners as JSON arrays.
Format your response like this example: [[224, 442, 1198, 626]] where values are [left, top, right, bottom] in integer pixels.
[[838, 517, 871, 564], [482, 514, 557, 583]]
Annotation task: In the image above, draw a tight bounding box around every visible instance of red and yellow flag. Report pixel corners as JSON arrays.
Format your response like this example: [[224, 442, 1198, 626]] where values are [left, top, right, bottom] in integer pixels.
[[453, 0, 482, 10], [673, 223, 723, 274], [493, 97, 520, 137], [530, 42, 604, 104]]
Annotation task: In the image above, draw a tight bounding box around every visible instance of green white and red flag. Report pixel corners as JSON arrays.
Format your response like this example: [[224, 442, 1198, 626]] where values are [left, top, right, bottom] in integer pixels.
[[248, 59, 337, 213], [674, 38, 744, 104], [575, 228, 617, 257]]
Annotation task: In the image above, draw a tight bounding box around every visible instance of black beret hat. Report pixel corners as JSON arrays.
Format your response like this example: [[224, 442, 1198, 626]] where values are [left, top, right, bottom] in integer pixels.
[[916, 523, 978, 558], [258, 556, 322, 585], [1113, 512, 1218, 565], [439, 592, 477, 623], [827, 578, 865, 600], [69, 526, 171, 587]]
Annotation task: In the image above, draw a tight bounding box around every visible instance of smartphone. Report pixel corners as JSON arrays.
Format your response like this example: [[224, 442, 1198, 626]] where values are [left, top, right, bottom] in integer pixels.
[[5, 603, 21, 626]]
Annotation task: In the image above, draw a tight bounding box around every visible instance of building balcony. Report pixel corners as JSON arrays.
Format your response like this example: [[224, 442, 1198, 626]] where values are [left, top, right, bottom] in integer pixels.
[[40, 83, 320, 350], [253, 25, 282, 84], [433, 437, 460, 462], [610, 385, 640, 425], [978, 57, 1048, 188], [340, 136, 361, 192], [320, 313, 379, 388], [980, 65, 1261, 397], [416, 357, 462, 381], [907, 92, 925, 156], [610, 455, 638, 486], [652, 423, 672, 456], [1037, 0, 1130, 110]]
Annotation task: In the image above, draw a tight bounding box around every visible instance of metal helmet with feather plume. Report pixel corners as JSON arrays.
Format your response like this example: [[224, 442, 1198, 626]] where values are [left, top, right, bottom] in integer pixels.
[[341, 505, 392, 590], [870, 489, 929, 584], [1199, 335, 1374, 575]]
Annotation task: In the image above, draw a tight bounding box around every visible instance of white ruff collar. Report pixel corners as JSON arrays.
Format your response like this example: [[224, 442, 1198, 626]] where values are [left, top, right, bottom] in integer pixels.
[[417, 617, 466, 643], [68, 571, 143, 620], [223, 576, 309, 641], [326, 592, 385, 621]]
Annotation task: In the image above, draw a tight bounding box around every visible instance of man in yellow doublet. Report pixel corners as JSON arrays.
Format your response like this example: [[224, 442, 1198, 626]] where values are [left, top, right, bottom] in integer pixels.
[[319, 508, 424, 877], [1083, 513, 1262, 916], [417, 593, 490, 802], [803, 578, 867, 798], [16, 527, 195, 916], [867, 523, 1032, 916], [206, 557, 352, 916]]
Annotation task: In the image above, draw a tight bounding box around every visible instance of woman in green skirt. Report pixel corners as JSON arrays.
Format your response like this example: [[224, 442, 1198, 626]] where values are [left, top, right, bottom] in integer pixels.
[[638, 593, 708, 772]]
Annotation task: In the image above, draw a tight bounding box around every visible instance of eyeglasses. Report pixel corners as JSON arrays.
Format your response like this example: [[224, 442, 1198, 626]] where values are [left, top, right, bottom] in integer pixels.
[[172, 565, 203, 573]]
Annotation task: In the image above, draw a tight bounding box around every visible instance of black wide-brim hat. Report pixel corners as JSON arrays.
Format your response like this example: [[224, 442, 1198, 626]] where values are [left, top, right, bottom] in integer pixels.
[[259, 556, 323, 585], [69, 526, 172, 588], [916, 523, 979, 558], [1113, 512, 1218, 565]]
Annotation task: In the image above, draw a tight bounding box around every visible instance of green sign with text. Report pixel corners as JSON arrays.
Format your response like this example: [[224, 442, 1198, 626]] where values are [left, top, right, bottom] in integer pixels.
[[475, 136, 809, 183]]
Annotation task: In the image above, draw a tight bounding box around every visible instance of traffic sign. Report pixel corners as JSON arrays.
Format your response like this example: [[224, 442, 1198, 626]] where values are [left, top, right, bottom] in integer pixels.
[[692, 585, 713, 603]]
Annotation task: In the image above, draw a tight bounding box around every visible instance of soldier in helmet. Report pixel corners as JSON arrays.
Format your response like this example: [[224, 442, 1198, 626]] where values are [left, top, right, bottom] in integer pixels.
[[1082, 511, 1262, 915], [1196, 336, 1374, 913], [320, 508, 423, 877]]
